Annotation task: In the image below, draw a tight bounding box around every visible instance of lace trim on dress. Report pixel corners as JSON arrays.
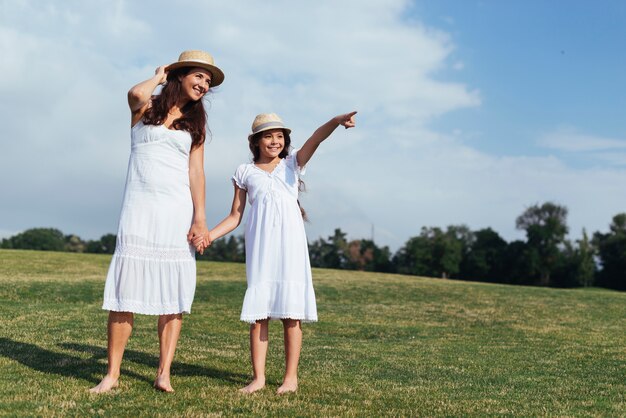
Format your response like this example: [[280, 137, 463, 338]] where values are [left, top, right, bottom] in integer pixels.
[[240, 313, 318, 324], [114, 243, 194, 262], [103, 298, 192, 315]]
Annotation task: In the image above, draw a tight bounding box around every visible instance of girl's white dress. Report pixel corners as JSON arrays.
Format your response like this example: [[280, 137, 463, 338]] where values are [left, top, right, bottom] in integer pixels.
[[102, 121, 196, 315], [232, 151, 318, 323]]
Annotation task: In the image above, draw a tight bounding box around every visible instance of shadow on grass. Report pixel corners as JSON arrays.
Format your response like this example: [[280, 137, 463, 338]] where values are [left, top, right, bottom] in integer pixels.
[[60, 342, 248, 384], [0, 338, 247, 387], [0, 337, 148, 385]]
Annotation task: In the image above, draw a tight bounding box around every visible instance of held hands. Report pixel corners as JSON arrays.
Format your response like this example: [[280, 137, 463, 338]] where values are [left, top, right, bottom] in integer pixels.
[[191, 232, 213, 254], [336, 111, 357, 129], [187, 222, 211, 255], [191, 231, 212, 255]]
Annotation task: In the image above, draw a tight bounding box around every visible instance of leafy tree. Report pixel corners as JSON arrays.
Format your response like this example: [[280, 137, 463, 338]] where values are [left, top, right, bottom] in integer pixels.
[[3, 228, 66, 251], [501, 240, 535, 285], [393, 234, 431, 276], [553, 230, 596, 288], [516, 202, 569, 286], [394, 226, 466, 278], [346, 239, 394, 272], [198, 235, 245, 263], [594, 214, 626, 290], [460, 228, 507, 282], [574, 230, 596, 287], [309, 229, 349, 269], [65, 234, 86, 253], [100, 234, 117, 254], [85, 234, 117, 254]]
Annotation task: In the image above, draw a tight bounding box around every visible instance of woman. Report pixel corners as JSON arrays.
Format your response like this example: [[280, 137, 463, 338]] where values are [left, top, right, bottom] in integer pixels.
[[90, 50, 224, 393]]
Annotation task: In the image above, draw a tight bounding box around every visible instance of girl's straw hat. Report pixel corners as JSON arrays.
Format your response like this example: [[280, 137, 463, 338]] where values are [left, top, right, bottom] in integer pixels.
[[166, 50, 225, 87], [248, 113, 291, 140]]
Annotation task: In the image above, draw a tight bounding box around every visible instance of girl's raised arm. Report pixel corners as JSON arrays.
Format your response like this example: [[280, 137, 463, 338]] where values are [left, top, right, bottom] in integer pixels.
[[128, 65, 168, 126], [296, 111, 357, 168]]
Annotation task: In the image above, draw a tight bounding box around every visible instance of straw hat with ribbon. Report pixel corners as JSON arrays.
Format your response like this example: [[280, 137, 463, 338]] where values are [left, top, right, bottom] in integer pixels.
[[166, 50, 225, 87], [248, 113, 291, 140]]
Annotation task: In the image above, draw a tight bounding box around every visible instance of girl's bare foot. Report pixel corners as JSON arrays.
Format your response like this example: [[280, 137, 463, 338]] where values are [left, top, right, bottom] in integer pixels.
[[239, 378, 265, 394], [277, 378, 297, 395], [89, 375, 119, 394], [154, 375, 174, 393]]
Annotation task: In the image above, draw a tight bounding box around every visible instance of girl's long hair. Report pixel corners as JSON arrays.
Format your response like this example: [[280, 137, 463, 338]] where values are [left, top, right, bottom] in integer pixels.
[[249, 130, 308, 221], [143, 67, 208, 148]]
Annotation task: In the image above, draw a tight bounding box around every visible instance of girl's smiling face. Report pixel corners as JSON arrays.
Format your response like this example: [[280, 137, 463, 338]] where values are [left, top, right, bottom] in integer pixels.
[[179, 67, 212, 101], [257, 129, 285, 160]]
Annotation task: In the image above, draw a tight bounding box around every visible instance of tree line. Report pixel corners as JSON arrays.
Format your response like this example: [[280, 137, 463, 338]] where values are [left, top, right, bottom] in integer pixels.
[[1, 202, 624, 291], [1, 229, 117, 254]]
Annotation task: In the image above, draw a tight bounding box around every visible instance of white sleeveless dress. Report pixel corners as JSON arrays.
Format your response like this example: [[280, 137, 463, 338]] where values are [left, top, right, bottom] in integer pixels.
[[102, 121, 196, 315], [232, 151, 318, 323]]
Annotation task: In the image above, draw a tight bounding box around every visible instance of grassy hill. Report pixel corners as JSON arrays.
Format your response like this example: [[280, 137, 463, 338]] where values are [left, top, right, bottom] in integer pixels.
[[0, 249, 624, 416]]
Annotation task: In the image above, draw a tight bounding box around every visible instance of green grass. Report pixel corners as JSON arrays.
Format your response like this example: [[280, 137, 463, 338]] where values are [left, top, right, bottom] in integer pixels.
[[0, 249, 624, 417]]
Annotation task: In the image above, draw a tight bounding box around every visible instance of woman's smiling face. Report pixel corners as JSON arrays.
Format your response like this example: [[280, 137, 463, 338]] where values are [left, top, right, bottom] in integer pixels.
[[179, 67, 212, 101]]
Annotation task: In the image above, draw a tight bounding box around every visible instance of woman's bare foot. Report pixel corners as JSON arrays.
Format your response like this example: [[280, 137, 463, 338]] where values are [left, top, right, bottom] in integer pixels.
[[239, 378, 265, 394], [276, 378, 297, 395], [154, 375, 174, 393], [89, 375, 119, 394]]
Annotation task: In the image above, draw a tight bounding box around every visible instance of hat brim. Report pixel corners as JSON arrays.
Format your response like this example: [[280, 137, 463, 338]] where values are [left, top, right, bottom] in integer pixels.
[[165, 61, 225, 87], [248, 125, 291, 141]]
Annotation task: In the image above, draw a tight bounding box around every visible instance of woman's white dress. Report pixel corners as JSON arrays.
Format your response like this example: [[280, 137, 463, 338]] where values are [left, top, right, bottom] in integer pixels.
[[102, 121, 196, 315], [232, 151, 318, 323]]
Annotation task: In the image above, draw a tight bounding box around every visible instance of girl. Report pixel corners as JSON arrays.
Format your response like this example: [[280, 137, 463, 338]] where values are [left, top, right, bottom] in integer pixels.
[[90, 50, 224, 394], [200, 111, 356, 394]]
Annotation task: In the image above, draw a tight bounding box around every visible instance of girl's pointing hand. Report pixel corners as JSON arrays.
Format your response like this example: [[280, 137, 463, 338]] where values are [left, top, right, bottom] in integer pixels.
[[336, 111, 357, 129]]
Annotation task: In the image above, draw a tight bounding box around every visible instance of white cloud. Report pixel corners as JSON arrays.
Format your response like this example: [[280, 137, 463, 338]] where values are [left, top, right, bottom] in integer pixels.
[[538, 127, 626, 152], [592, 152, 626, 166]]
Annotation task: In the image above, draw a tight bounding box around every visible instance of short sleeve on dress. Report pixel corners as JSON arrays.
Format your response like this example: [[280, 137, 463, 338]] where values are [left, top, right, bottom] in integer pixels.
[[232, 164, 248, 190], [286, 149, 306, 176]]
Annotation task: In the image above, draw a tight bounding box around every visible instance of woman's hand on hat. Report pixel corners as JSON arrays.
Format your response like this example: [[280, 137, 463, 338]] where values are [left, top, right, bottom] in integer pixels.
[[336, 111, 357, 129], [154, 65, 168, 85]]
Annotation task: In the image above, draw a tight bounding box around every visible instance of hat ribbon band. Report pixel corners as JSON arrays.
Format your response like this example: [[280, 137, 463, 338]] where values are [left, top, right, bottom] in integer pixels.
[[252, 121, 285, 134]]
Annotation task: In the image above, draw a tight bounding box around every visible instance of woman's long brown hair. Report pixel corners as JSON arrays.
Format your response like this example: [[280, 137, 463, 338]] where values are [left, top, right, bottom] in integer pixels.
[[249, 130, 308, 221], [143, 67, 208, 148]]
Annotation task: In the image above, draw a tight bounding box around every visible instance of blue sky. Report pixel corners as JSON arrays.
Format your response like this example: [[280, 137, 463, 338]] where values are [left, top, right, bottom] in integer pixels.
[[416, 0, 626, 162], [1, 0, 625, 251]]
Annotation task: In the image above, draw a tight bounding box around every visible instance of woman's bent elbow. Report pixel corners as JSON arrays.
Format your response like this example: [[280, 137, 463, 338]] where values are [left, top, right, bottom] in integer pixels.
[[127, 90, 145, 110]]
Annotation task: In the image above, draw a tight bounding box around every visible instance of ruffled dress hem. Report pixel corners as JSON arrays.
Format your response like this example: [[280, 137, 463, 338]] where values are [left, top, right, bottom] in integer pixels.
[[239, 281, 317, 324], [240, 314, 318, 324], [102, 299, 192, 315]]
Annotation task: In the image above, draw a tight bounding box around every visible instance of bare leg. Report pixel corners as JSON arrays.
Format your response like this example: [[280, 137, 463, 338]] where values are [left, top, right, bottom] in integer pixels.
[[89, 311, 133, 393], [277, 319, 301, 394], [239, 319, 268, 394], [154, 313, 183, 392]]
